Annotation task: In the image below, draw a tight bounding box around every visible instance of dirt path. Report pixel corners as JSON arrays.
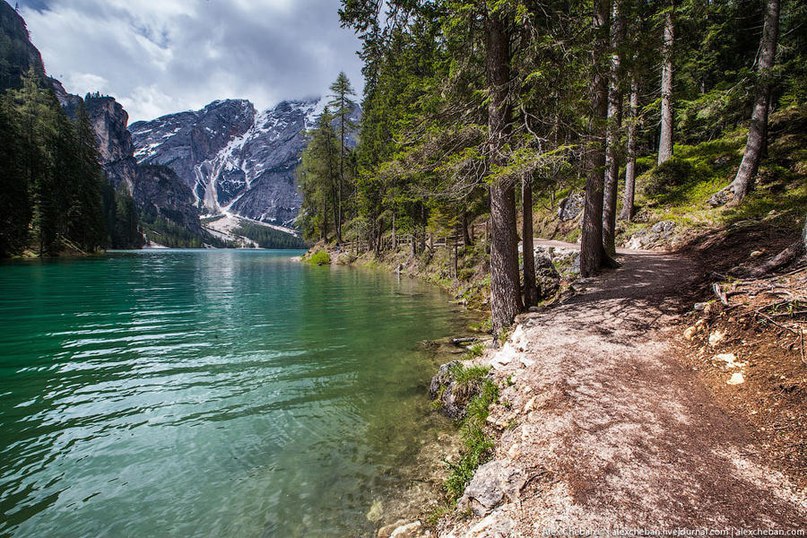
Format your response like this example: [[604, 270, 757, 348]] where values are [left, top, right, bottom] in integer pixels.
[[442, 242, 807, 536]]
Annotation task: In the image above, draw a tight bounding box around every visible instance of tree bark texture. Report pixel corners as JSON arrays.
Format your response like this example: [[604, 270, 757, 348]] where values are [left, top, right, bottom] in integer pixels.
[[620, 78, 639, 221], [602, 0, 624, 255], [581, 0, 611, 277], [657, 5, 674, 165], [522, 176, 537, 307], [486, 10, 522, 337], [729, 0, 780, 203]]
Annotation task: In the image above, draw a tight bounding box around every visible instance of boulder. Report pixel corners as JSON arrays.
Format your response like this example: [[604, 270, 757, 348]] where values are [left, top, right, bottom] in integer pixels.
[[535, 252, 561, 299], [625, 220, 677, 250], [389, 521, 422, 538], [429, 361, 485, 420], [466, 513, 516, 538], [557, 192, 585, 221], [459, 460, 527, 516], [708, 186, 735, 207]]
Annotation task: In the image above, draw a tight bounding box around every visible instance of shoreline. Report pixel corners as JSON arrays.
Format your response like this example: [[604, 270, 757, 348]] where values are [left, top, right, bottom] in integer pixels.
[[302, 237, 807, 536]]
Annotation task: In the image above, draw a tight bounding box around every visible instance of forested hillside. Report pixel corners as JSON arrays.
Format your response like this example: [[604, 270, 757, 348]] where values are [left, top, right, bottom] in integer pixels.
[[0, 2, 141, 257], [299, 0, 806, 338]]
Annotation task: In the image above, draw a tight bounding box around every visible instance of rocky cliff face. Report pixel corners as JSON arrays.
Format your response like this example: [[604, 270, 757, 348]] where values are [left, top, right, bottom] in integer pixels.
[[50, 84, 207, 243], [135, 165, 205, 238], [131, 98, 345, 227], [0, 1, 45, 92], [83, 96, 141, 195]]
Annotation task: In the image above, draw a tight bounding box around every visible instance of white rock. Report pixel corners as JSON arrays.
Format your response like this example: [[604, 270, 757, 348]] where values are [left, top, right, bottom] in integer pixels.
[[466, 512, 516, 537], [714, 353, 744, 369], [709, 330, 726, 347], [683, 326, 699, 340], [727, 372, 745, 385], [389, 521, 422, 538]]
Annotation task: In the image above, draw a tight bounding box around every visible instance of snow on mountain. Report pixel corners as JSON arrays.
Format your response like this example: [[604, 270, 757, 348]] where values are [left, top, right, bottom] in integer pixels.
[[130, 97, 336, 227]]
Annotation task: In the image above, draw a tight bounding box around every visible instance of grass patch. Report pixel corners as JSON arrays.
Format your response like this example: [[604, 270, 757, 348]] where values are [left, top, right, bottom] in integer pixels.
[[444, 374, 499, 502], [449, 363, 490, 386], [462, 343, 485, 360], [304, 249, 331, 266]]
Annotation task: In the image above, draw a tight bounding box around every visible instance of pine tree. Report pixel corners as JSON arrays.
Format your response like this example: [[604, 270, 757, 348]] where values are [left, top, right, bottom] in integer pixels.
[[328, 72, 358, 243], [0, 94, 30, 256]]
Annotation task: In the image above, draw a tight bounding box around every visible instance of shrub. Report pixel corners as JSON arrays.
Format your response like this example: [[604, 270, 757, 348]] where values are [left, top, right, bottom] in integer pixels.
[[306, 249, 331, 266]]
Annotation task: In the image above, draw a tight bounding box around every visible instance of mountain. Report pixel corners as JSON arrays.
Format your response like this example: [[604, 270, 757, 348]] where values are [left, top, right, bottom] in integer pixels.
[[1, 2, 323, 250], [130, 97, 358, 228], [0, 1, 45, 92]]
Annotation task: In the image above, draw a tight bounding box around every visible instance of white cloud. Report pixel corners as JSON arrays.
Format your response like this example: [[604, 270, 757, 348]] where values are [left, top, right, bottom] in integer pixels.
[[12, 0, 363, 122]]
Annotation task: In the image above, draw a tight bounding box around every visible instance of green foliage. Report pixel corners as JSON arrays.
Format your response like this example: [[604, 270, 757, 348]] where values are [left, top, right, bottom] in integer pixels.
[[305, 250, 332, 266], [445, 377, 499, 502], [141, 217, 203, 248], [641, 157, 697, 198], [449, 363, 489, 386], [1, 68, 110, 256], [463, 343, 485, 360]]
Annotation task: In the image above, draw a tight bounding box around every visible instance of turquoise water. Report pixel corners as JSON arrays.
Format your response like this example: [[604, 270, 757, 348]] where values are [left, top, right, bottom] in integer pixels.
[[0, 250, 468, 537]]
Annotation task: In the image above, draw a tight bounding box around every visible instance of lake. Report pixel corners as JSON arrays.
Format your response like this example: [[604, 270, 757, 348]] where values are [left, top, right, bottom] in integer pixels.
[[0, 249, 469, 537]]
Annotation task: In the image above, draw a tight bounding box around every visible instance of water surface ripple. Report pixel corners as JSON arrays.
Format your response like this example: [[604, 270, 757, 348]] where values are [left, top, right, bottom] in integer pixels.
[[0, 250, 466, 537]]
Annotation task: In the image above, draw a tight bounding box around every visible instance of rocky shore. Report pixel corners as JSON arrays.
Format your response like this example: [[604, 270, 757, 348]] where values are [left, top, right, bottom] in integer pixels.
[[372, 242, 807, 537]]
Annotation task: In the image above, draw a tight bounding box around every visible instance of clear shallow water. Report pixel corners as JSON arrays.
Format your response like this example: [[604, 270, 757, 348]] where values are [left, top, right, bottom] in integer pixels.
[[0, 250, 468, 537]]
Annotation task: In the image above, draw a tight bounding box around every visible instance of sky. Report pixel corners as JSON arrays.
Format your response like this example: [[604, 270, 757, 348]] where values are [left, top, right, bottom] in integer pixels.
[[8, 0, 364, 122]]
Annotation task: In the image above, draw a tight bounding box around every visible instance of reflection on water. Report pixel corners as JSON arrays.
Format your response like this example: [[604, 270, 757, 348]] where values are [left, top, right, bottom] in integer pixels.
[[0, 250, 468, 537]]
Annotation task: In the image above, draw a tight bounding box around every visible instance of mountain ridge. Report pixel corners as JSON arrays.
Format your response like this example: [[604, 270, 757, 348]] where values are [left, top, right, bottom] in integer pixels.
[[130, 96, 347, 228]]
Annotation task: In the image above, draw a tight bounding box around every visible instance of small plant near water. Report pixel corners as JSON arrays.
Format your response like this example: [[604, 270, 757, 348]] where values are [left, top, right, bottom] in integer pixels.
[[305, 249, 331, 266], [462, 343, 485, 360], [444, 374, 499, 502], [449, 363, 490, 386]]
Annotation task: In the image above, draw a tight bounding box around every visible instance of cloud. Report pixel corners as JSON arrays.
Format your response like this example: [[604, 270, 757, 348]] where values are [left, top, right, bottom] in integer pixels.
[[10, 0, 363, 121]]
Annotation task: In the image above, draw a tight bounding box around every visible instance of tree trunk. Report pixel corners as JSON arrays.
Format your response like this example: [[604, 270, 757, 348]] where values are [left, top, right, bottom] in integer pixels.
[[392, 209, 397, 250], [602, 0, 624, 256], [462, 210, 472, 247], [322, 200, 329, 242], [581, 0, 611, 277], [619, 78, 639, 221], [657, 4, 674, 165], [486, 10, 522, 338], [729, 0, 780, 203], [522, 175, 537, 307]]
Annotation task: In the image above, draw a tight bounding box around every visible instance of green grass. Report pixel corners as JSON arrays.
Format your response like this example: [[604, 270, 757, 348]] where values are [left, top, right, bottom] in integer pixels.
[[623, 107, 806, 237], [462, 343, 485, 360], [444, 375, 499, 502], [304, 249, 331, 266], [449, 363, 490, 386]]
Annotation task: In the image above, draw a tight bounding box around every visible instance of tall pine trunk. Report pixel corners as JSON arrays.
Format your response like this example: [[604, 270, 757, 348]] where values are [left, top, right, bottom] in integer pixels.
[[657, 4, 674, 165], [602, 0, 624, 255], [522, 175, 537, 307], [581, 0, 611, 277], [729, 0, 780, 203], [486, 10, 522, 338], [619, 78, 639, 221]]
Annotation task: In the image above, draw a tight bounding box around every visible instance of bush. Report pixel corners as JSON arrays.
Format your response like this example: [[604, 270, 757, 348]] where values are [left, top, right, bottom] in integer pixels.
[[305, 249, 331, 266], [642, 157, 697, 198]]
